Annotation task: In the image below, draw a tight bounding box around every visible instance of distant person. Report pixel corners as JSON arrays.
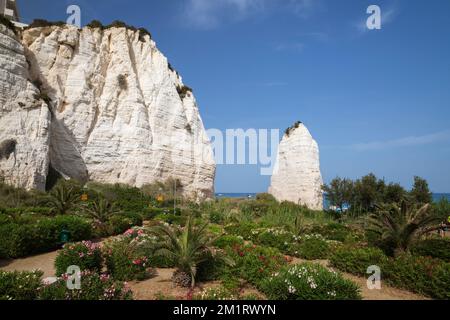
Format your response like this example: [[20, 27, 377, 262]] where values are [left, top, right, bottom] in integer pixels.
[[440, 221, 447, 238]]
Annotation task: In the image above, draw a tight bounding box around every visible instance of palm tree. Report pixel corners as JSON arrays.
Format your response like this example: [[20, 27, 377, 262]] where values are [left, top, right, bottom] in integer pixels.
[[150, 216, 234, 288], [367, 201, 441, 256], [48, 181, 81, 215], [83, 198, 120, 223]]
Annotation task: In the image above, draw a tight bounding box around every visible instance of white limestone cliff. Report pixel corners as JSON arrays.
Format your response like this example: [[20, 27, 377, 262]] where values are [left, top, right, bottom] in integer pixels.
[[0, 24, 215, 199], [269, 123, 323, 210]]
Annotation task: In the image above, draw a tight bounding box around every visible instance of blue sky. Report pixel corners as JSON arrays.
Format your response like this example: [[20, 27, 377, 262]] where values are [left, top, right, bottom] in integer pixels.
[[19, 0, 450, 193]]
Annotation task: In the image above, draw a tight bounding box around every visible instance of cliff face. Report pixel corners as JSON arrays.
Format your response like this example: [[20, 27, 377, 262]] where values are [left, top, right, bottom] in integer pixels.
[[0, 24, 215, 199], [269, 123, 323, 210]]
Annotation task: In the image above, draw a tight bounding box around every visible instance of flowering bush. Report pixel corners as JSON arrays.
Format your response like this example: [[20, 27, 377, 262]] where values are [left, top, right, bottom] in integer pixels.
[[37, 271, 133, 300], [224, 222, 259, 240], [227, 244, 288, 289], [0, 270, 43, 300], [55, 241, 103, 276], [260, 263, 361, 300], [255, 228, 296, 253], [195, 286, 237, 300], [103, 228, 154, 281]]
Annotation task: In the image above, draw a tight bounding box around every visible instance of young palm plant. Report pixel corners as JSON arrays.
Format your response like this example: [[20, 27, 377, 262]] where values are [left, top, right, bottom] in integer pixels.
[[83, 198, 120, 228], [367, 201, 441, 257], [150, 216, 234, 288], [47, 181, 81, 215]]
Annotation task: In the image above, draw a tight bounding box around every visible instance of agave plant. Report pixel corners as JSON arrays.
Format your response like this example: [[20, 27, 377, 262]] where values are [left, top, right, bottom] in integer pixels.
[[150, 216, 234, 288], [47, 180, 81, 215], [367, 201, 441, 256]]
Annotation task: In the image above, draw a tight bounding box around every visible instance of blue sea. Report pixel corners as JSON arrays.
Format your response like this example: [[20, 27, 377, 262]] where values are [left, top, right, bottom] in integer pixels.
[[215, 193, 450, 209]]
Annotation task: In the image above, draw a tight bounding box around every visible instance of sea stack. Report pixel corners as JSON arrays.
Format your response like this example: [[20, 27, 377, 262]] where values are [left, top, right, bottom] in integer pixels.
[[269, 122, 323, 210], [0, 23, 215, 200]]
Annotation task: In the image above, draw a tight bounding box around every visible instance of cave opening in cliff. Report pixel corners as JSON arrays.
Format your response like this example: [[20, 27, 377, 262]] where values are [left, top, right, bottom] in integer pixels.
[[45, 163, 63, 191]]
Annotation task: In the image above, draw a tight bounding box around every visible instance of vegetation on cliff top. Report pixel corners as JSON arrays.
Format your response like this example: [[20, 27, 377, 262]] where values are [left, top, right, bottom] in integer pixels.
[[25, 19, 152, 42]]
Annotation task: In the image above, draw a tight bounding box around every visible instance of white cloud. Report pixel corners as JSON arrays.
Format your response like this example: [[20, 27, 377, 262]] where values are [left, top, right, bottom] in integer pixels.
[[349, 130, 450, 151], [183, 0, 319, 29]]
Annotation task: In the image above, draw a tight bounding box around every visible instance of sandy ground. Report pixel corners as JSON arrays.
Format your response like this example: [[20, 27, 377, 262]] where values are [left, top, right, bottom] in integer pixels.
[[0, 251, 428, 300], [0, 251, 59, 278]]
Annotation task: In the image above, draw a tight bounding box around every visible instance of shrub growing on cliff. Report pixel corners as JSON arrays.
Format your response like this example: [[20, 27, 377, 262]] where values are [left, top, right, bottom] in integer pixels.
[[0, 139, 17, 160], [0, 16, 16, 34], [26, 19, 66, 29], [117, 74, 128, 90], [86, 20, 103, 29], [176, 85, 193, 99]]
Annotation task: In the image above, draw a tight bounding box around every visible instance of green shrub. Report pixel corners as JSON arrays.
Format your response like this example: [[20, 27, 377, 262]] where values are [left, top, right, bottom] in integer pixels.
[[227, 244, 288, 289], [0, 139, 17, 160], [255, 228, 295, 253], [383, 254, 450, 299], [309, 223, 352, 242], [0, 224, 36, 258], [0, 16, 16, 34], [54, 241, 103, 276], [411, 239, 450, 262], [138, 27, 152, 41], [154, 213, 186, 226], [260, 263, 361, 300], [224, 222, 259, 240], [37, 272, 133, 300], [196, 252, 228, 282], [141, 207, 167, 220], [213, 234, 244, 249], [108, 212, 142, 235], [35, 215, 93, 251], [239, 201, 271, 217], [86, 20, 103, 29], [330, 247, 388, 276], [104, 238, 151, 281], [297, 237, 330, 260], [209, 210, 225, 224], [176, 85, 193, 99], [117, 74, 128, 90], [26, 19, 66, 29], [255, 193, 277, 202], [0, 216, 92, 258], [86, 182, 152, 214], [330, 247, 450, 299], [0, 270, 43, 300]]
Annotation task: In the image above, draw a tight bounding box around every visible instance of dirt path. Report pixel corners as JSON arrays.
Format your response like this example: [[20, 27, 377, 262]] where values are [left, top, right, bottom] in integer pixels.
[[291, 258, 428, 300], [1, 251, 429, 300], [0, 251, 59, 278]]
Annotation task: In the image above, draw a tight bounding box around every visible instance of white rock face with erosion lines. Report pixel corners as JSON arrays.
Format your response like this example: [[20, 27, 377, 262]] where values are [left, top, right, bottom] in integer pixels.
[[269, 123, 323, 210], [0, 24, 215, 200]]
